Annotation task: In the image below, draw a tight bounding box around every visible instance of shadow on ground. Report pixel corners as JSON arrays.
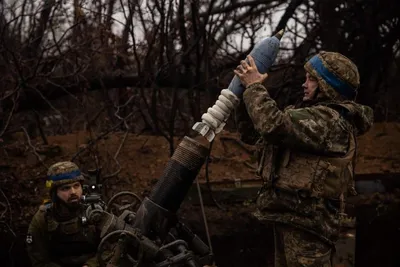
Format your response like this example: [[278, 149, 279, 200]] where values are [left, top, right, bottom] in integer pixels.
[[1, 201, 400, 267]]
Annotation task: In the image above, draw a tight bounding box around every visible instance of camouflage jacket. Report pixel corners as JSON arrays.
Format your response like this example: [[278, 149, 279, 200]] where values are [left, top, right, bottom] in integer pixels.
[[242, 83, 374, 243], [27, 204, 100, 267]]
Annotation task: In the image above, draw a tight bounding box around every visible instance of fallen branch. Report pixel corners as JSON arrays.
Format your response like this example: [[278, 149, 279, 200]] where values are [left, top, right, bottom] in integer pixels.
[[243, 161, 257, 172], [102, 129, 129, 180], [219, 136, 256, 154], [21, 126, 48, 169], [71, 111, 134, 161]]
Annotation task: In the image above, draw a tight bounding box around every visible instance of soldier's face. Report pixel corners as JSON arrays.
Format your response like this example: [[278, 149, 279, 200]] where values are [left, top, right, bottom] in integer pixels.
[[302, 72, 319, 101], [56, 182, 83, 204]]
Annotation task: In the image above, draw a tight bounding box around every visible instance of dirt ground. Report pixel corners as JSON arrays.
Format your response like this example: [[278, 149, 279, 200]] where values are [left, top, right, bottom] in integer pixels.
[[6, 121, 398, 185], [0, 122, 399, 267]]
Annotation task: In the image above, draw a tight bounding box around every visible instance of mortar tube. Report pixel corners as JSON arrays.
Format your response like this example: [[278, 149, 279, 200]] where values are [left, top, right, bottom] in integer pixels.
[[133, 136, 210, 239]]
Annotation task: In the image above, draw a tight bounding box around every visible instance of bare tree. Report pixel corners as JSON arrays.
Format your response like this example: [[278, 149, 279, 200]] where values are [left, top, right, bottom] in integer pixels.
[[0, 0, 399, 150]]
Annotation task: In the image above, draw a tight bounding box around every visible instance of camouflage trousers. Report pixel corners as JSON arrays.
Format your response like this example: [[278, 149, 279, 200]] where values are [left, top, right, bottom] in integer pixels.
[[273, 224, 332, 267]]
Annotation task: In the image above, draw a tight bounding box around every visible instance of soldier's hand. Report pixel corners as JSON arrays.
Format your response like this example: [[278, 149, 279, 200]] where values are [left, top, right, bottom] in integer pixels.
[[234, 55, 268, 88]]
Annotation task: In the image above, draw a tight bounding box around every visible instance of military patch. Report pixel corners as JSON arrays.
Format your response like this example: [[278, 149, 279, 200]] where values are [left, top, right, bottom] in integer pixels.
[[26, 234, 33, 244]]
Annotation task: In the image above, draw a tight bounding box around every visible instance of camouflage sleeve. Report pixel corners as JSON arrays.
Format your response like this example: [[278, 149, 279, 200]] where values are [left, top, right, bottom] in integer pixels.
[[26, 210, 61, 267], [242, 83, 349, 154], [234, 98, 260, 145]]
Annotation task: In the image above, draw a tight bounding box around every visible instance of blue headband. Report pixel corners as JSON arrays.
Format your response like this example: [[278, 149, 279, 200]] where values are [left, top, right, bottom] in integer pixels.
[[49, 170, 81, 181], [309, 55, 356, 99]]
